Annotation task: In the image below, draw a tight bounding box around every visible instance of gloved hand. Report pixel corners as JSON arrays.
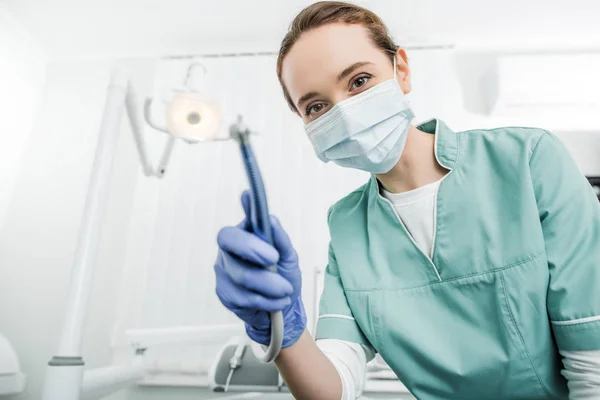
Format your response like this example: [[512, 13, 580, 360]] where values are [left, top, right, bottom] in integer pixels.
[[214, 191, 307, 348]]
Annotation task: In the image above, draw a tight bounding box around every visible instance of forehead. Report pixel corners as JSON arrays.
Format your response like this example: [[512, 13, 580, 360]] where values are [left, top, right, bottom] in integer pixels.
[[281, 23, 389, 104]]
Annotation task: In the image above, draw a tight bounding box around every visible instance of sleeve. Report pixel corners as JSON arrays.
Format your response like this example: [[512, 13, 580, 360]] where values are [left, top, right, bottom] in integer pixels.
[[529, 131, 600, 351], [559, 350, 600, 399], [317, 339, 375, 400], [315, 242, 375, 348]]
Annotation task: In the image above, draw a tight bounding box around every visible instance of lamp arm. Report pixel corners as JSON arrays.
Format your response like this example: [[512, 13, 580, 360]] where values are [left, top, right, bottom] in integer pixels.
[[142, 97, 170, 133], [155, 136, 176, 178], [124, 86, 175, 178]]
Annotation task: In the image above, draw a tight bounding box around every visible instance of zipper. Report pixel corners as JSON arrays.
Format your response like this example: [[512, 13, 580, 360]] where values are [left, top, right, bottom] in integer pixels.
[[378, 194, 442, 282]]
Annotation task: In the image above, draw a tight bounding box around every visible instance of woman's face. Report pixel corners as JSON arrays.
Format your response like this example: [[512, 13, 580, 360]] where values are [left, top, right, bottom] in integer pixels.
[[281, 23, 411, 124]]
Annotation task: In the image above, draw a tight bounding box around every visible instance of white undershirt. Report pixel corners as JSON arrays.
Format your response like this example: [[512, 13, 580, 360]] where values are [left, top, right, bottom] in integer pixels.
[[382, 179, 441, 257], [316, 180, 600, 399]]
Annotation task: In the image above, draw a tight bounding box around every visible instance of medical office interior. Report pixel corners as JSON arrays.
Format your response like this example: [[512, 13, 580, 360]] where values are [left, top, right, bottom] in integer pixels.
[[1, 0, 600, 399]]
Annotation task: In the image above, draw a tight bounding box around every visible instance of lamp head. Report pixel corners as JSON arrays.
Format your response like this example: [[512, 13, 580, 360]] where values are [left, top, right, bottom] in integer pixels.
[[165, 91, 223, 142]]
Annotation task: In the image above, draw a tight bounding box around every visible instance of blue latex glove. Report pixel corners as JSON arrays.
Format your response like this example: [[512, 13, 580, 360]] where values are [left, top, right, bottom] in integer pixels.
[[214, 191, 307, 348]]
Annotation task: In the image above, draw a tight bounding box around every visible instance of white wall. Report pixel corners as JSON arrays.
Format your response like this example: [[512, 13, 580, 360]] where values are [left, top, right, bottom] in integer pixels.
[[407, 50, 600, 175], [0, 6, 46, 234], [1, 47, 599, 400]]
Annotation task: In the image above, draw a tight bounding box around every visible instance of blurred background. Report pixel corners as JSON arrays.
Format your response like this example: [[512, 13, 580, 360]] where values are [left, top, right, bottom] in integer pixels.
[[1, 0, 600, 399]]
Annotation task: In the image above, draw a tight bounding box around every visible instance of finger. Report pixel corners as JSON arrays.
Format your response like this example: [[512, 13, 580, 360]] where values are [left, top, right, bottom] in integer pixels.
[[227, 290, 291, 312], [218, 251, 292, 297], [241, 190, 251, 219], [270, 216, 298, 263], [217, 227, 279, 266], [216, 266, 291, 312], [245, 292, 291, 312]]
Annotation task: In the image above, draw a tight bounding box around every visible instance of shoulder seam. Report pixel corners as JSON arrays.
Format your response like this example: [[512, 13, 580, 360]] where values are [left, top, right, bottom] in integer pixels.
[[459, 126, 549, 135], [529, 130, 550, 164], [456, 126, 549, 164], [327, 187, 366, 222]]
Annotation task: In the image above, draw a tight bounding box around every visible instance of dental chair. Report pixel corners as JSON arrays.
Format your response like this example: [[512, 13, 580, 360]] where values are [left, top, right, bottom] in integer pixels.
[[209, 337, 281, 393], [0, 332, 26, 396]]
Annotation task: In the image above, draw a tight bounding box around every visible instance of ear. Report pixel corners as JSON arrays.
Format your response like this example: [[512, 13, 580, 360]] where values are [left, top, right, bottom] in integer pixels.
[[395, 48, 412, 95]]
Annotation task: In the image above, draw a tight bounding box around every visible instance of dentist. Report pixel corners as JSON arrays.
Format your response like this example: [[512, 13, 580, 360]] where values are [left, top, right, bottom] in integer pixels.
[[214, 2, 600, 399]]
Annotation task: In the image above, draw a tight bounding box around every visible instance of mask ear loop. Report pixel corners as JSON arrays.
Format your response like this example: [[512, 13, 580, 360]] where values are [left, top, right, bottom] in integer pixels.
[[393, 55, 397, 80]]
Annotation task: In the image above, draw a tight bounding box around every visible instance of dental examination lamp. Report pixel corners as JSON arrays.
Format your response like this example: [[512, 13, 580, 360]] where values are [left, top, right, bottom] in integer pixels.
[[42, 64, 283, 400]]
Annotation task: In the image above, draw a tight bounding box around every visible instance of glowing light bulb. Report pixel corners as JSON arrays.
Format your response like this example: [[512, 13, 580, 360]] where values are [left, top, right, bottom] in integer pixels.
[[165, 92, 222, 142]]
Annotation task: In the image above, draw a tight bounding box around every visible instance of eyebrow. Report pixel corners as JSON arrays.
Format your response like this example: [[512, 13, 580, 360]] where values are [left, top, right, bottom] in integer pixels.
[[296, 91, 320, 111], [295, 61, 374, 111], [337, 61, 372, 83]]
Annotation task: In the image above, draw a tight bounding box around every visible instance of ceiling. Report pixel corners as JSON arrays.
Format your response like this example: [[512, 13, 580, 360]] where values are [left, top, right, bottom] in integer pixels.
[[5, 0, 600, 60]]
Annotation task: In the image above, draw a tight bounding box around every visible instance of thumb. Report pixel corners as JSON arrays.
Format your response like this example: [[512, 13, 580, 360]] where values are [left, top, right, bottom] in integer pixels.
[[270, 216, 298, 264], [236, 190, 252, 230]]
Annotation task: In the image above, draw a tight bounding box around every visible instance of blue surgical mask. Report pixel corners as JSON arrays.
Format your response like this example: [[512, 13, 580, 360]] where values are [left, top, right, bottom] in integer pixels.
[[304, 58, 414, 174]]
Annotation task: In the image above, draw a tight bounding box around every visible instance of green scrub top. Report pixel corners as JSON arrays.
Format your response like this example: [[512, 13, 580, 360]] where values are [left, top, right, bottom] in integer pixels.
[[315, 119, 600, 399]]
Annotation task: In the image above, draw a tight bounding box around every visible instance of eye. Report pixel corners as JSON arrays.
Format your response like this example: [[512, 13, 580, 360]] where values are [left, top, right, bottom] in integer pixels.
[[350, 74, 371, 91], [305, 102, 327, 118]]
